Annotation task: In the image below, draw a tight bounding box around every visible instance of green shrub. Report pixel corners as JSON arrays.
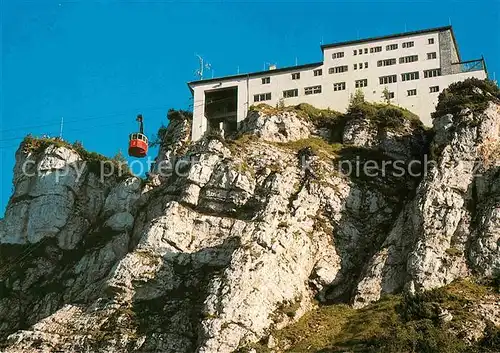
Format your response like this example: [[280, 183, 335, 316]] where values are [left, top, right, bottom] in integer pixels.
[[445, 247, 463, 257], [167, 108, 192, 121], [432, 78, 500, 119], [480, 321, 500, 350], [22, 136, 132, 179], [275, 137, 342, 160], [345, 102, 422, 133], [348, 88, 366, 110]]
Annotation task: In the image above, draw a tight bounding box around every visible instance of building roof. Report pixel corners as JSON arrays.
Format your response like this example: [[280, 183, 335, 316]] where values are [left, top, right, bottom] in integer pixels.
[[321, 25, 456, 51], [187, 61, 323, 90]]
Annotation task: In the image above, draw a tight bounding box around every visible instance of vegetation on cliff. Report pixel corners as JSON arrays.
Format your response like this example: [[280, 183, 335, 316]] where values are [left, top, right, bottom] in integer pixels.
[[152, 108, 193, 147], [432, 78, 500, 119], [244, 278, 499, 353], [22, 135, 131, 177]]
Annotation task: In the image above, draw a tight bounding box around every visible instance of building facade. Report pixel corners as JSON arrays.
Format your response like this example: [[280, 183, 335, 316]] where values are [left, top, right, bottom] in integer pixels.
[[188, 26, 487, 141]]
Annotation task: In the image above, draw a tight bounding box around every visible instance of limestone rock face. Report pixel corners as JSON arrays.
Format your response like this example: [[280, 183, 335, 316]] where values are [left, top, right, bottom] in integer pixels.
[[238, 109, 312, 142], [353, 102, 500, 307], [0, 145, 128, 250], [342, 110, 429, 161], [153, 110, 192, 176], [1, 98, 499, 352]]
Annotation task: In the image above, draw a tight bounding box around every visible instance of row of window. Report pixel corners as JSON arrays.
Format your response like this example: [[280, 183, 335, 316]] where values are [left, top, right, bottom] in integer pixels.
[[329, 54, 437, 75], [405, 86, 440, 96], [254, 85, 323, 101], [258, 67, 442, 100], [254, 84, 440, 102], [351, 45, 383, 56], [376, 52, 436, 67], [331, 84, 440, 95], [260, 51, 438, 84], [379, 68, 441, 84], [346, 37, 435, 57]]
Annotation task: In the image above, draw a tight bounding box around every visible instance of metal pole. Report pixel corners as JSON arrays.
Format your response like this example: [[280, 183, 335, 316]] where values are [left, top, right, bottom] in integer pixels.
[[59, 117, 64, 139]]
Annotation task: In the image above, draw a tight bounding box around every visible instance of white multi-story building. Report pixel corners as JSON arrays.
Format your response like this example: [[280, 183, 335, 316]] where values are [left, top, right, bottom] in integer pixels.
[[188, 26, 487, 141]]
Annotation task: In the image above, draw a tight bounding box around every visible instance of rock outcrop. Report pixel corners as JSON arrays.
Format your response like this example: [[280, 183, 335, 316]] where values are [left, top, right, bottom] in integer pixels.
[[353, 101, 500, 307], [0, 80, 499, 352]]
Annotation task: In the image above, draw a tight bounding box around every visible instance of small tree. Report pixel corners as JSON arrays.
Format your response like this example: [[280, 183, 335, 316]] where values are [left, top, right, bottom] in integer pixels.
[[349, 89, 365, 108], [276, 98, 285, 110], [382, 86, 392, 104], [112, 150, 131, 176], [151, 124, 168, 147], [112, 150, 127, 165]]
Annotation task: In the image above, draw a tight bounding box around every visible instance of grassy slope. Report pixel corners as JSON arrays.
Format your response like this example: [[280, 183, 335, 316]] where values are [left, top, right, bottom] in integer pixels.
[[242, 279, 499, 353]]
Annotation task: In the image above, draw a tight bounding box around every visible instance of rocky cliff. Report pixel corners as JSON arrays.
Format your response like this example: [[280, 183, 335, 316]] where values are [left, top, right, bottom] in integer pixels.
[[0, 79, 499, 352]]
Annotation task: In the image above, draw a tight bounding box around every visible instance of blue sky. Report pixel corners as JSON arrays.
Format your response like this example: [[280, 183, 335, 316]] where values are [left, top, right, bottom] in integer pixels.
[[1, 0, 499, 214]]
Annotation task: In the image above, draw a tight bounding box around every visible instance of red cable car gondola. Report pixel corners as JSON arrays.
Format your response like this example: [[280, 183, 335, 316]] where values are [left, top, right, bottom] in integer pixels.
[[128, 114, 148, 158]]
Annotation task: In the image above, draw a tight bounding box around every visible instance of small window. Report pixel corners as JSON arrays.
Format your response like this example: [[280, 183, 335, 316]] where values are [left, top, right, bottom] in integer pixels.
[[407, 89, 417, 96], [354, 63, 358, 70], [313, 69, 323, 76], [355, 79, 368, 88], [332, 51, 344, 59], [328, 65, 348, 74], [291, 72, 300, 80], [262, 77, 270, 84], [358, 49, 363, 55], [364, 62, 368, 69], [379, 74, 397, 84], [388, 92, 395, 99], [305, 85, 322, 95], [386, 44, 398, 51], [353, 50, 357, 56], [283, 89, 299, 98], [424, 68, 441, 78], [402, 71, 419, 81], [399, 55, 419, 64], [402, 41, 414, 48], [428, 38, 435, 44], [377, 58, 397, 67], [333, 82, 346, 91], [254, 93, 272, 102], [427, 52, 437, 60], [430, 86, 440, 93]]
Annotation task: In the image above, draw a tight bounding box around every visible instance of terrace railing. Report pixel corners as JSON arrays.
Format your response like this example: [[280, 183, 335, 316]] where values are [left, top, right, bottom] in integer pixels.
[[451, 58, 487, 74]]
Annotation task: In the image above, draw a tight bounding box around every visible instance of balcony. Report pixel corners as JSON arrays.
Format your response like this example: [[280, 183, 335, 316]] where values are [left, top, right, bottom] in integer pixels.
[[451, 58, 486, 74]]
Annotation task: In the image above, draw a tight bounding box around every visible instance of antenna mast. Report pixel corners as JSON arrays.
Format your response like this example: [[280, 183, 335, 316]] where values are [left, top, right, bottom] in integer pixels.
[[59, 117, 64, 139], [195, 54, 212, 80]]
